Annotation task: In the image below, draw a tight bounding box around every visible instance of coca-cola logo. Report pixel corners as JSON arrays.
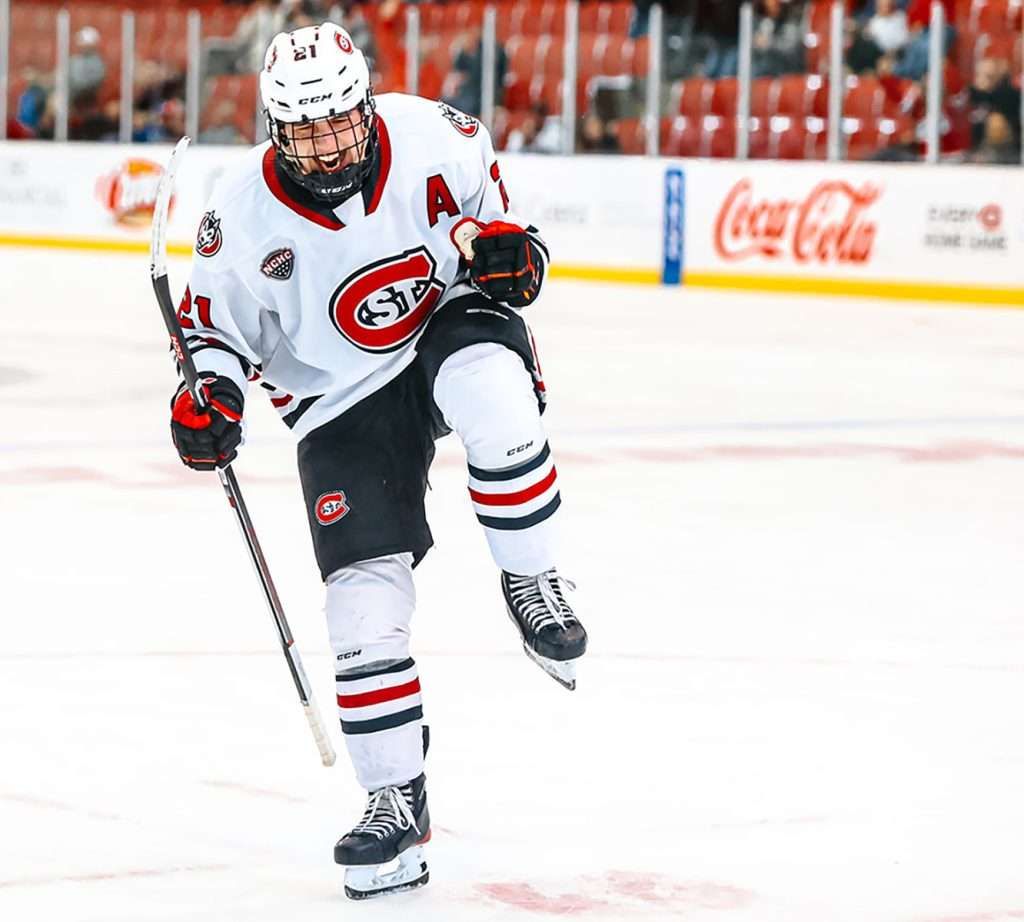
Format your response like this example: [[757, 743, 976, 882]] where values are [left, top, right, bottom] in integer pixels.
[[714, 178, 880, 265], [95, 158, 170, 228]]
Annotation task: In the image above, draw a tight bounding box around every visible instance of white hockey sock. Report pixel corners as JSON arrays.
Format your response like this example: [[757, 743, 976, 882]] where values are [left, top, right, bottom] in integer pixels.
[[433, 343, 560, 576], [326, 554, 425, 790]]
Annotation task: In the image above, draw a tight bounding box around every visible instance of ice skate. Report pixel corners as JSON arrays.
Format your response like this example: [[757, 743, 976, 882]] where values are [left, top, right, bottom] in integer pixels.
[[502, 569, 587, 690], [335, 773, 431, 900]]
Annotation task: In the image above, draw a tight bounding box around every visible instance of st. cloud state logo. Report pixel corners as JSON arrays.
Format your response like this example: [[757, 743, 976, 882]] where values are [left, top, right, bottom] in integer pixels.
[[328, 246, 445, 353]]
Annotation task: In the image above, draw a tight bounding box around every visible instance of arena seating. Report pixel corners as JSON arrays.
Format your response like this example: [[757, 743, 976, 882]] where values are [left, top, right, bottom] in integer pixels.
[[5, 0, 1020, 160]]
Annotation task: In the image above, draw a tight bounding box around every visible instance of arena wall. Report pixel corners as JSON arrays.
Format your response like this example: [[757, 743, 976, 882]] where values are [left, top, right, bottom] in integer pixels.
[[0, 141, 1020, 306]]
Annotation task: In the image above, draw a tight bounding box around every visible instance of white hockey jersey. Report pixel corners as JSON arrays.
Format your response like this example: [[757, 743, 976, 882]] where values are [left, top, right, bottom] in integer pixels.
[[179, 93, 548, 440]]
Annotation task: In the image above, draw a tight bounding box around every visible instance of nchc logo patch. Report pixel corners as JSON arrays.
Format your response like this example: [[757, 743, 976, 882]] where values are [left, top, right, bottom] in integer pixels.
[[315, 491, 349, 526], [328, 246, 445, 353], [260, 247, 294, 280], [195, 210, 223, 257]]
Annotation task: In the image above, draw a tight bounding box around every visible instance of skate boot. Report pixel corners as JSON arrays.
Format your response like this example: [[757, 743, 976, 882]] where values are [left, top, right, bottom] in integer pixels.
[[501, 569, 587, 691], [334, 773, 431, 900]]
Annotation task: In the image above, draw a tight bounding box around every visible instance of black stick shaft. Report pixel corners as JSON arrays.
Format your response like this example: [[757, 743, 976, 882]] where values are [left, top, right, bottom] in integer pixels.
[[151, 271, 307, 703]]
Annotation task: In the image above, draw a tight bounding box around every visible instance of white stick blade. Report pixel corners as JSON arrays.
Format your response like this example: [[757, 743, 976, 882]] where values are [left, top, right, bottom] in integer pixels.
[[149, 136, 191, 280]]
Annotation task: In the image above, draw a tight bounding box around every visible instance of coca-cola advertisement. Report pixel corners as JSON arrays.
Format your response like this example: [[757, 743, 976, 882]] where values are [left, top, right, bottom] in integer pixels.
[[713, 177, 881, 266]]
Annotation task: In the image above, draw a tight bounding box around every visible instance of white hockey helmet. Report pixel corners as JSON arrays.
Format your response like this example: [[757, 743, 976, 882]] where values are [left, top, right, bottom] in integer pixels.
[[259, 22, 377, 203]]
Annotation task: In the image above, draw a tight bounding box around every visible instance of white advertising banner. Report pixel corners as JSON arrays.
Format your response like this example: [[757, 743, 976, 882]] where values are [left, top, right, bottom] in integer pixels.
[[0, 140, 1020, 304], [679, 160, 1024, 296]]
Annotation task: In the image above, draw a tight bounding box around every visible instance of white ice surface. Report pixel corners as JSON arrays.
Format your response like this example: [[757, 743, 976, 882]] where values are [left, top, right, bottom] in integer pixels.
[[1, 248, 1023, 921]]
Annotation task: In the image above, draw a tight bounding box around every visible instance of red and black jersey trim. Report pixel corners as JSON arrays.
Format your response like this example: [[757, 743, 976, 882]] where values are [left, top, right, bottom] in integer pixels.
[[476, 493, 561, 531], [468, 441, 550, 482], [260, 113, 392, 229], [282, 394, 323, 429], [262, 146, 345, 230], [363, 114, 392, 215]]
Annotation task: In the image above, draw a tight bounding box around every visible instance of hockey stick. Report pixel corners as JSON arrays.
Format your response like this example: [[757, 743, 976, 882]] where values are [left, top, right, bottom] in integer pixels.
[[149, 137, 336, 768]]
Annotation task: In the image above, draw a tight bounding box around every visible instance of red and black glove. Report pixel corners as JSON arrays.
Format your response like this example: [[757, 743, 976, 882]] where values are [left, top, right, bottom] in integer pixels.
[[170, 376, 244, 471], [469, 221, 544, 307]]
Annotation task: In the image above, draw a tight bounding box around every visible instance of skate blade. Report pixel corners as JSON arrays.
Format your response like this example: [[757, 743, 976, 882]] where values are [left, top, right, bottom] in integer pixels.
[[343, 846, 429, 900], [523, 643, 577, 691]]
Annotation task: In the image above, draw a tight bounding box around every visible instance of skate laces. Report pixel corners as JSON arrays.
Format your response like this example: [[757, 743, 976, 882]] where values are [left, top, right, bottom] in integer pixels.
[[353, 783, 420, 840], [508, 569, 577, 632]]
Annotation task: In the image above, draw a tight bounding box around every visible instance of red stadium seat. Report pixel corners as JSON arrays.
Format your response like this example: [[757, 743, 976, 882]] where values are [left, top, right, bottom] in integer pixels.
[[661, 115, 701, 156], [707, 117, 736, 158], [776, 74, 827, 117], [602, 35, 635, 75], [748, 119, 773, 158], [675, 77, 711, 119], [710, 77, 738, 116], [631, 35, 650, 76], [774, 117, 826, 160], [577, 32, 608, 78], [844, 76, 884, 119], [750, 77, 778, 118], [613, 116, 646, 154], [969, 0, 1017, 31], [846, 117, 882, 160], [538, 35, 562, 76], [506, 34, 539, 79]]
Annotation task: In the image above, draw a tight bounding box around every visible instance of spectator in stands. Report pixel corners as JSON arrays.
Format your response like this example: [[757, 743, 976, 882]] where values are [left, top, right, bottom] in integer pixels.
[[703, 0, 803, 78], [846, 17, 883, 74], [578, 114, 621, 153], [340, 2, 377, 69], [441, 27, 508, 117], [697, 1, 742, 79], [69, 26, 106, 107], [134, 60, 185, 116], [505, 104, 561, 154], [206, 0, 290, 78], [895, 0, 954, 81], [74, 99, 120, 142], [200, 99, 246, 145], [969, 111, 1019, 164], [16, 71, 49, 134], [864, 0, 909, 55], [135, 98, 186, 143], [968, 58, 1021, 150], [750, 0, 804, 77]]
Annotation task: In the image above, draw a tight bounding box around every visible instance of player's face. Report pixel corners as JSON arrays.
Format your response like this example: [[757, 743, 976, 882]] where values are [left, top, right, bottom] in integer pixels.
[[281, 108, 370, 175]]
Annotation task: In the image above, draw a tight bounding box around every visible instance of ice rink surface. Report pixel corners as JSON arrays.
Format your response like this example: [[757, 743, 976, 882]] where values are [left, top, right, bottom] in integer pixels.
[[2, 247, 1023, 921]]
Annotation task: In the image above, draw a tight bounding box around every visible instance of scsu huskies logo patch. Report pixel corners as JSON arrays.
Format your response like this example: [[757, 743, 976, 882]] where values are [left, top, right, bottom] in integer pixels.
[[328, 246, 445, 353], [195, 210, 223, 257], [260, 247, 294, 280], [438, 101, 479, 138], [315, 491, 349, 525]]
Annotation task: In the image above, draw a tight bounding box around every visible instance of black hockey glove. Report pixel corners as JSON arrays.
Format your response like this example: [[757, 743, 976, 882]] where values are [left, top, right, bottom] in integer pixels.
[[170, 376, 244, 471], [469, 220, 543, 308]]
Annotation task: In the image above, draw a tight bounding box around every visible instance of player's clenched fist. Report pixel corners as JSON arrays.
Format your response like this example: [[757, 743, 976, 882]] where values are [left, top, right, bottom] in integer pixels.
[[170, 376, 244, 471], [468, 221, 543, 308]]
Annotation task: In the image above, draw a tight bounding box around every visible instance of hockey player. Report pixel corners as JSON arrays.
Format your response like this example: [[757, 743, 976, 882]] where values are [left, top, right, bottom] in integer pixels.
[[168, 23, 587, 899]]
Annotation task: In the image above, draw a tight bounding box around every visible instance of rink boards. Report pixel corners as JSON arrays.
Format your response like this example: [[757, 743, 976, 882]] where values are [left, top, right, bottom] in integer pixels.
[[0, 139, 1020, 306]]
